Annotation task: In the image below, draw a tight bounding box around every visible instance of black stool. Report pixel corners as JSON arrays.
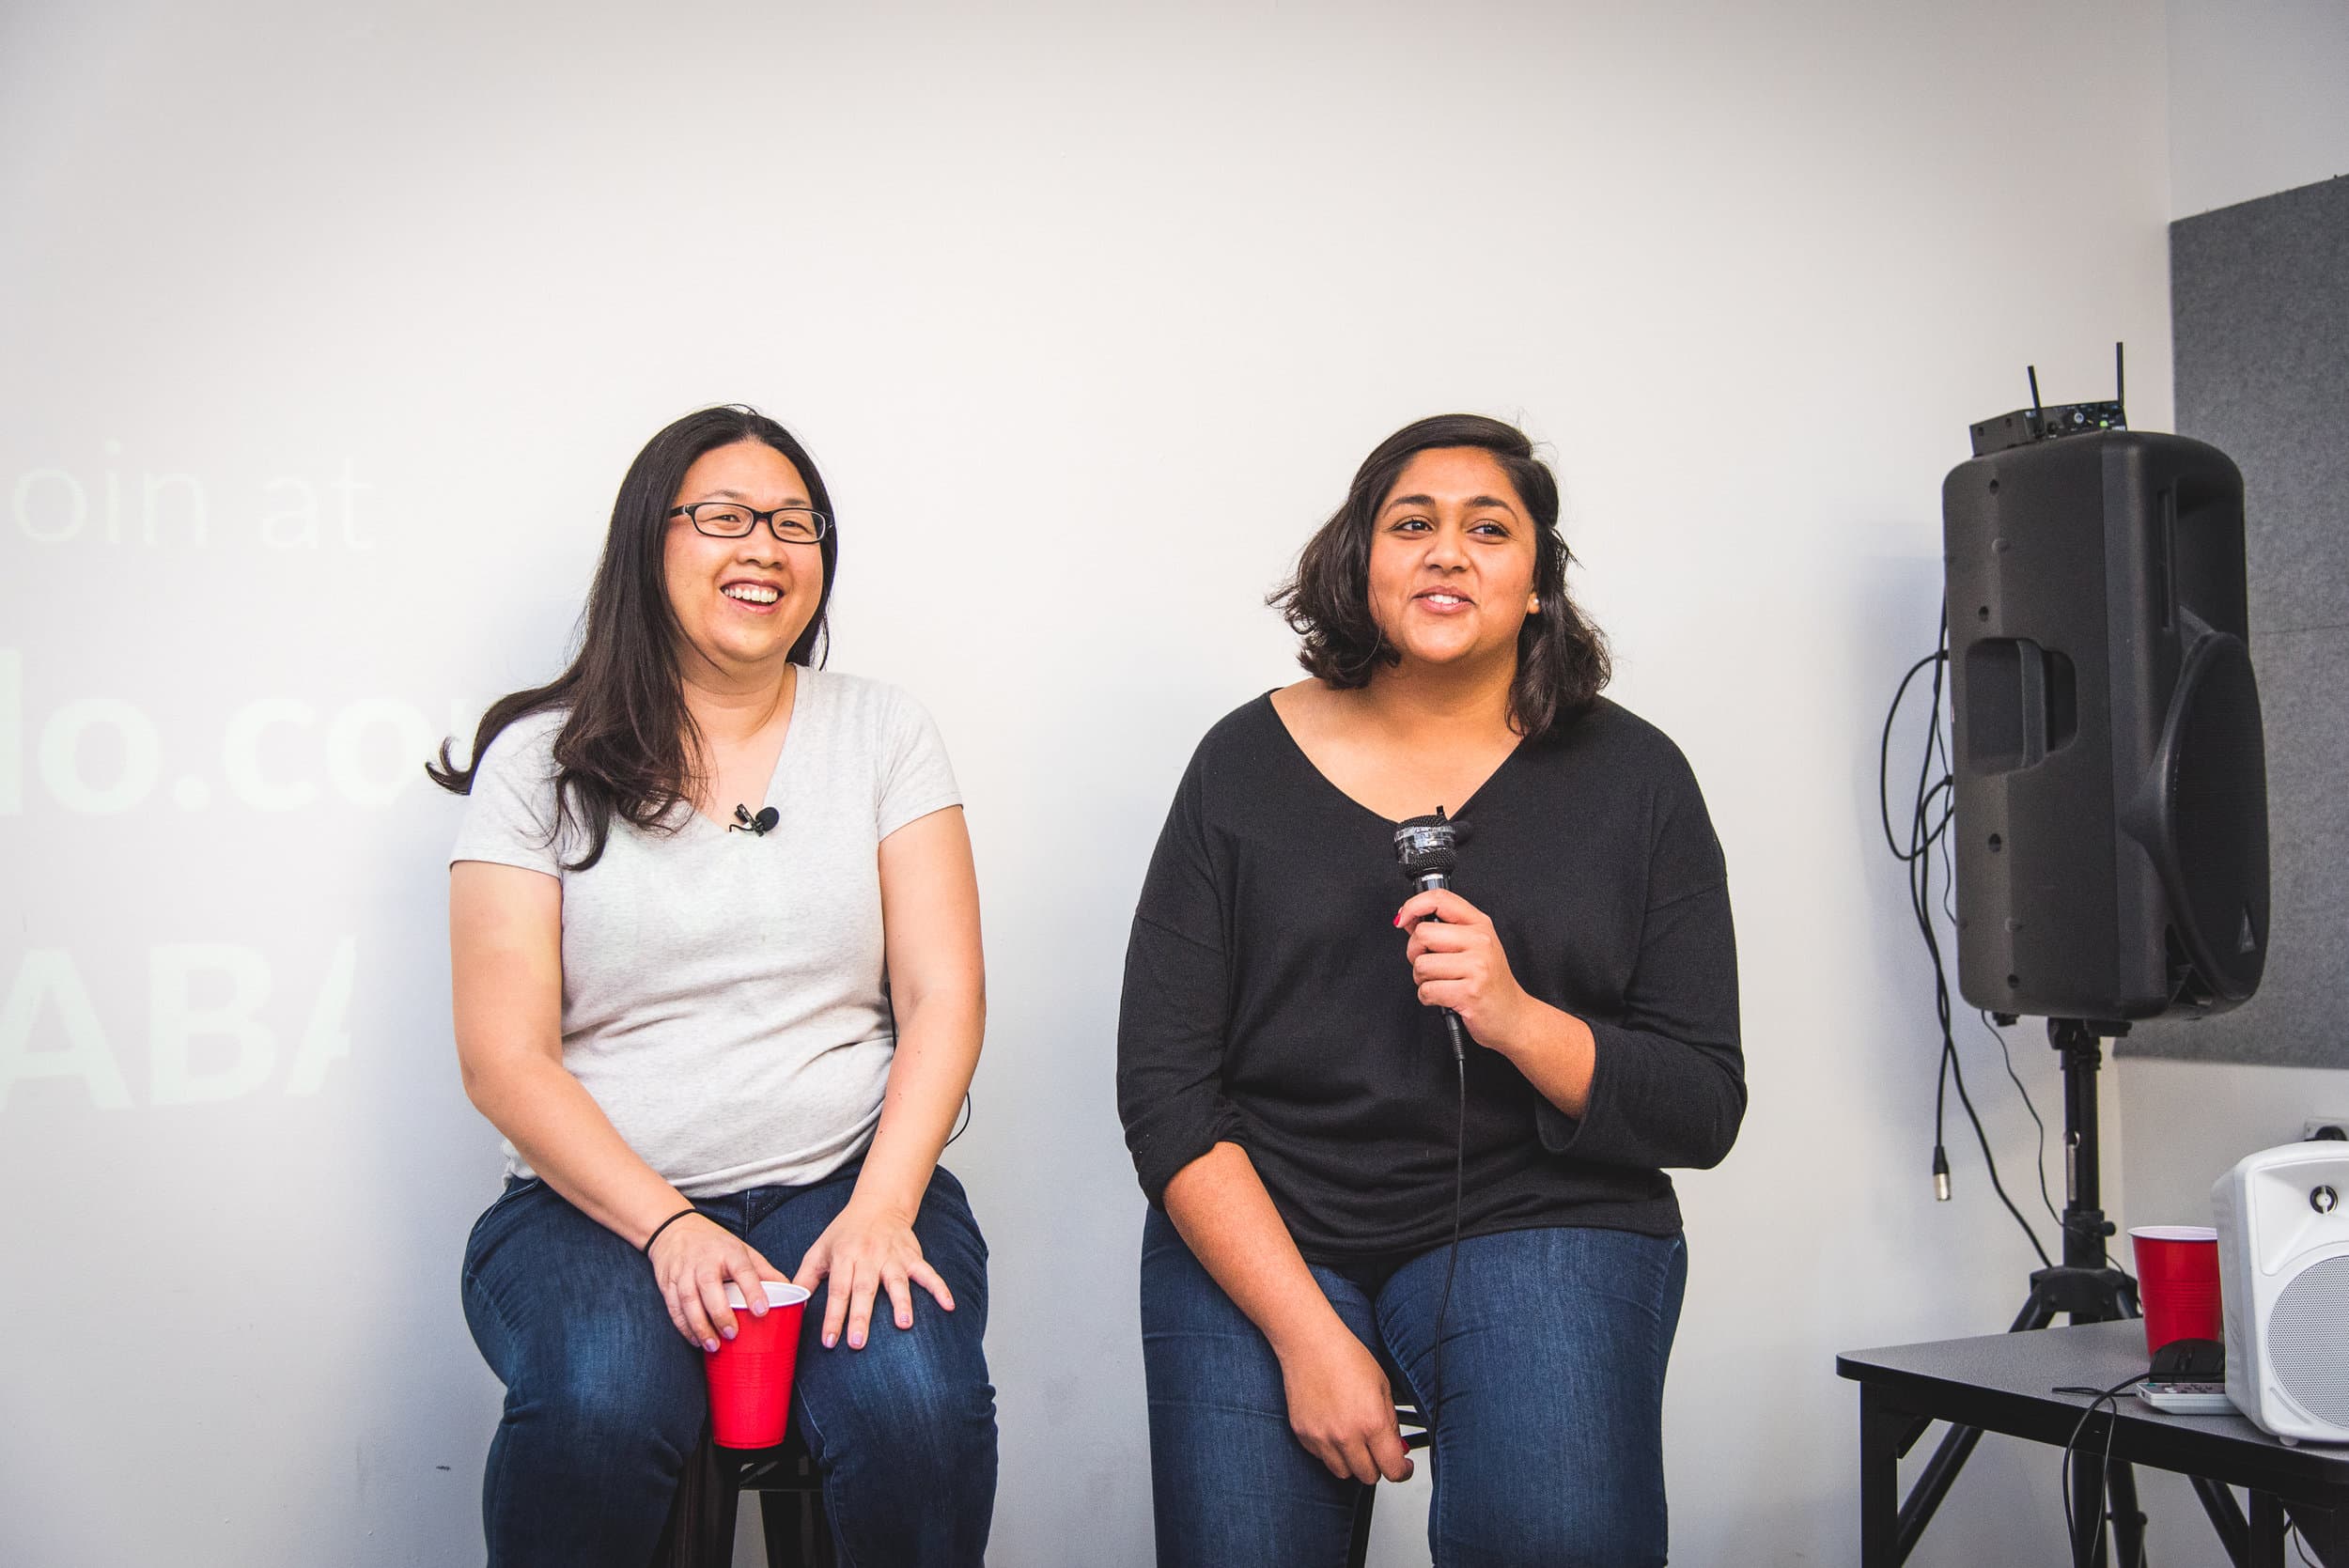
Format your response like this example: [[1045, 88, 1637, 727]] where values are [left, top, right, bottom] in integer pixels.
[[657, 1425, 834, 1568], [1346, 1389, 1435, 1568]]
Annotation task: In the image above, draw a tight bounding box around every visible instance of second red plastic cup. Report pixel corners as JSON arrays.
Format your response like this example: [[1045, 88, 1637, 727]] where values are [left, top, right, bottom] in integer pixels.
[[704, 1281, 813, 1449], [2131, 1225, 2221, 1355]]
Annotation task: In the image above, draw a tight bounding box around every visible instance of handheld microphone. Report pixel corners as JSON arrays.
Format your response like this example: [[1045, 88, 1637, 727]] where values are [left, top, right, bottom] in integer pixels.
[[1393, 808, 1468, 1063], [731, 803, 780, 836], [1396, 806, 1471, 1426]]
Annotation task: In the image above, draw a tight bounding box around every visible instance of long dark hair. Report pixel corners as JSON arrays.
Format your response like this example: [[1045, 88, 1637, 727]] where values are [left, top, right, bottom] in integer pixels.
[[1268, 412, 1609, 739], [428, 405, 837, 870]]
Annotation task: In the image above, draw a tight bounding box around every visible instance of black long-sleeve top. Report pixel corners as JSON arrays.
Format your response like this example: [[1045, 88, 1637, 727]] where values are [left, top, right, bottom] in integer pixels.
[[1115, 693, 1744, 1262]]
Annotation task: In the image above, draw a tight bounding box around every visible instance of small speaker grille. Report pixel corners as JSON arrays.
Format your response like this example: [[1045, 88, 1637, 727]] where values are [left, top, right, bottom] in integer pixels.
[[2269, 1256, 2349, 1428]]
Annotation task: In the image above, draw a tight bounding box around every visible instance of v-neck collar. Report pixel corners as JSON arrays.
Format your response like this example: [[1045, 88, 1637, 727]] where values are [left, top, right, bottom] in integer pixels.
[[684, 667, 811, 837], [1257, 691, 1525, 829]]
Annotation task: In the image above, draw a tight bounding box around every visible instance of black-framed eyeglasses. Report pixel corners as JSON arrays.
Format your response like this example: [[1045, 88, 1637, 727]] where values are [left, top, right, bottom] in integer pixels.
[[667, 502, 832, 544]]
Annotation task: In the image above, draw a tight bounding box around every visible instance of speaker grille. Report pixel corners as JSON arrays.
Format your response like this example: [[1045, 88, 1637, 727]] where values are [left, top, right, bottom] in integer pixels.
[[2269, 1256, 2349, 1427], [2166, 634, 2268, 1000]]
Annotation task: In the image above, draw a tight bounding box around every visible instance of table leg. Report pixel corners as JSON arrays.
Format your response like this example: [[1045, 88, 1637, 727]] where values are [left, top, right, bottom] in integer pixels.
[[2284, 1498, 2346, 1567], [2250, 1490, 2284, 1568], [1860, 1385, 1901, 1568]]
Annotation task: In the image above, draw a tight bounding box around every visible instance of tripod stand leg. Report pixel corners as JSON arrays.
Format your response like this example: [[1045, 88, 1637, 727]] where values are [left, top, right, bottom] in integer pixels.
[[2071, 1437, 2110, 1568], [2188, 1476, 2249, 1567], [2107, 1462, 2145, 1568]]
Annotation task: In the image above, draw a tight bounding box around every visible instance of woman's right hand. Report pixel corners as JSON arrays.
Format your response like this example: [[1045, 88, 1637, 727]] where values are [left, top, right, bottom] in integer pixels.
[[647, 1210, 787, 1352], [1277, 1323, 1416, 1484]]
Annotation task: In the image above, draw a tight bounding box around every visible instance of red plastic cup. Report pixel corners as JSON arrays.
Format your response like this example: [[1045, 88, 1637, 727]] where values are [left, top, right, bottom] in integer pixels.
[[2131, 1225, 2221, 1355], [704, 1281, 811, 1449]]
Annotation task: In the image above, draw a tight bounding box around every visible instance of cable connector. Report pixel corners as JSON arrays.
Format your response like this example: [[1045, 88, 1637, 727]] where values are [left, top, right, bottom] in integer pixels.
[[1933, 1144, 1952, 1202]]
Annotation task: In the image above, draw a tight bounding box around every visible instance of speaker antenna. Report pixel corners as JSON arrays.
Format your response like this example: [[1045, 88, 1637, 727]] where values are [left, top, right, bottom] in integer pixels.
[[1970, 354, 2128, 457], [2114, 340, 2125, 417]]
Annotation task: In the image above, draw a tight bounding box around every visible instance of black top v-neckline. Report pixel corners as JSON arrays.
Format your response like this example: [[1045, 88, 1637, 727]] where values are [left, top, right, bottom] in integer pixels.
[[1257, 691, 1528, 829]]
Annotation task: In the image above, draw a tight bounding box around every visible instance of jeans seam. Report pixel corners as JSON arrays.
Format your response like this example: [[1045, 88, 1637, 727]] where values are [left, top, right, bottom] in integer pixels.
[[465, 1176, 544, 1250], [791, 1400, 866, 1568]]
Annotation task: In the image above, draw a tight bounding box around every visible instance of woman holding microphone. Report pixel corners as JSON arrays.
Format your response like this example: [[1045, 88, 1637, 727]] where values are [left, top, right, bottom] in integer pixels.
[[1118, 413, 1744, 1567], [435, 406, 993, 1567]]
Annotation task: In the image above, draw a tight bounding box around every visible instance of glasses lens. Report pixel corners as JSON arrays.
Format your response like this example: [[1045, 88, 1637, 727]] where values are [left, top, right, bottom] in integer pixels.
[[692, 505, 754, 536], [770, 510, 825, 543]]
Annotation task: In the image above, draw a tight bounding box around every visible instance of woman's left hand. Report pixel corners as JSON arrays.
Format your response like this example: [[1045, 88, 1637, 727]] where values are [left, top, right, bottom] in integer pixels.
[[793, 1197, 957, 1350], [1396, 887, 1534, 1055]]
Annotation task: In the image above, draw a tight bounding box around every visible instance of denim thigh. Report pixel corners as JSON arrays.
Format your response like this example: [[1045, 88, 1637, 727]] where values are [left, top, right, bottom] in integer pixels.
[[1376, 1225, 1688, 1568], [1137, 1213, 1688, 1568], [460, 1166, 997, 1568], [461, 1177, 707, 1568], [725, 1165, 997, 1568], [1139, 1205, 1386, 1568]]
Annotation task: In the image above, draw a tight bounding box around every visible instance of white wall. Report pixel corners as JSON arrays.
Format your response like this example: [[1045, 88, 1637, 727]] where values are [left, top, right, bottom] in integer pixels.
[[2166, 0, 2349, 218], [1, 4, 2183, 1563]]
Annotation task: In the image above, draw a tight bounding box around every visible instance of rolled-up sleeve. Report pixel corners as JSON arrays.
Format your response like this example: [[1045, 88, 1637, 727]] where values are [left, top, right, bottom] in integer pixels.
[[1116, 756, 1245, 1206], [1535, 770, 1745, 1171]]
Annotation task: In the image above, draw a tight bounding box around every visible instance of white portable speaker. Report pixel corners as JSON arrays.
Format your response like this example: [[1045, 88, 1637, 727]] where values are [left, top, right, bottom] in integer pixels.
[[2212, 1141, 2349, 1444]]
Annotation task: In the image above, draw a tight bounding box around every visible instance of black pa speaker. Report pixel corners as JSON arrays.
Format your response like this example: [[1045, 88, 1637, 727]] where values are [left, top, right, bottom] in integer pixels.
[[1943, 429, 2270, 1020]]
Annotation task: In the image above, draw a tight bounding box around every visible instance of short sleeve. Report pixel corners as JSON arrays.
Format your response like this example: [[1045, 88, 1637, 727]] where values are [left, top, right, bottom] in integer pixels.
[[875, 688, 963, 840], [449, 713, 568, 877]]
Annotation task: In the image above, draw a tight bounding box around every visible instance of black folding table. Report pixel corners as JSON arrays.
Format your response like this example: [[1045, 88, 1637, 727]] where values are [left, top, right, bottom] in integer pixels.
[[1837, 1319, 2349, 1566]]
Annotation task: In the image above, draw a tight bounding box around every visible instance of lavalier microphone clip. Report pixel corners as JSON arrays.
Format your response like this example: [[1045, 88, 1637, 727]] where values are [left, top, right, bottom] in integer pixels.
[[730, 803, 780, 836]]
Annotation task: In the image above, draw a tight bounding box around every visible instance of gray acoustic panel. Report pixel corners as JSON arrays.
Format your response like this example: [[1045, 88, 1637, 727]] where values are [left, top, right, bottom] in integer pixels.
[[2126, 176, 2349, 1066], [2170, 176, 2349, 634], [2131, 628, 2349, 1063]]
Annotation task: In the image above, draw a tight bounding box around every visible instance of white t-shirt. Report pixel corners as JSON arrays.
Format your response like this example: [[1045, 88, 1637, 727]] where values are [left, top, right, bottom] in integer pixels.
[[449, 669, 962, 1196]]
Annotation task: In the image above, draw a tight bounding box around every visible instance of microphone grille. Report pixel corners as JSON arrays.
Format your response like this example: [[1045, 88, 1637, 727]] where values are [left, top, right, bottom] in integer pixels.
[[1392, 814, 1459, 876]]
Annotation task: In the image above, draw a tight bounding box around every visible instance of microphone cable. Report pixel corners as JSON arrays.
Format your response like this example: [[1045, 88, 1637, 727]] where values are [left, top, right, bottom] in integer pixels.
[[1427, 1043, 1466, 1428], [2050, 1373, 2142, 1568]]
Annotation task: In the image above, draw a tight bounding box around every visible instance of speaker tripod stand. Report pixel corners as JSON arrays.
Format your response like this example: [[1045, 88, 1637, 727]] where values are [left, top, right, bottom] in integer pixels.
[[1890, 1018, 2257, 1568]]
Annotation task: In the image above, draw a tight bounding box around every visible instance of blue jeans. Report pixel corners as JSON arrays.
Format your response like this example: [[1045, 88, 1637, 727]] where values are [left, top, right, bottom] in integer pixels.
[[461, 1163, 995, 1568], [1141, 1207, 1687, 1568]]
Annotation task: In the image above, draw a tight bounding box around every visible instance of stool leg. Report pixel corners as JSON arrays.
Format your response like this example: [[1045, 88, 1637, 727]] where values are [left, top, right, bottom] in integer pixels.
[[1345, 1482, 1376, 1568], [756, 1486, 837, 1568], [650, 1430, 738, 1568]]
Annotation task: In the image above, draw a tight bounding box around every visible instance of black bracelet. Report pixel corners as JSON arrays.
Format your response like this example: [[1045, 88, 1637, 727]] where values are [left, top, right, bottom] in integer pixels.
[[642, 1205, 703, 1257]]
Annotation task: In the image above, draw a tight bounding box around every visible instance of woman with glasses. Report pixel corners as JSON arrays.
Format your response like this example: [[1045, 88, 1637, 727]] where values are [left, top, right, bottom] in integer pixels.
[[1117, 413, 1743, 1567], [433, 406, 994, 1567]]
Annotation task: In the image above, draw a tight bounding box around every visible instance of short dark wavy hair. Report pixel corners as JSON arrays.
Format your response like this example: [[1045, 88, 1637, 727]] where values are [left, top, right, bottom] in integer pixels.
[[1269, 413, 1610, 739]]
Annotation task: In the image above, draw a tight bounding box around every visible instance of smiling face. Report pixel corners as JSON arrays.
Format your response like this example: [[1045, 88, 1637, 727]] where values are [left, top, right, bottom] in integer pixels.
[[662, 440, 825, 681], [1364, 446, 1543, 674]]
